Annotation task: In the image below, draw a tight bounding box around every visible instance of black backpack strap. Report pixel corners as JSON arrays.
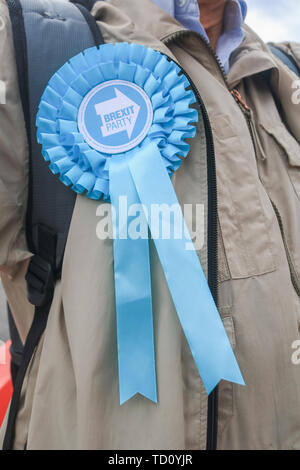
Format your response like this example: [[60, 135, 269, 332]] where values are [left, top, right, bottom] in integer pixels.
[[3, 225, 56, 450], [7, 305, 24, 386], [3, 0, 104, 450], [71, 2, 105, 46], [269, 45, 300, 77], [71, 0, 98, 11]]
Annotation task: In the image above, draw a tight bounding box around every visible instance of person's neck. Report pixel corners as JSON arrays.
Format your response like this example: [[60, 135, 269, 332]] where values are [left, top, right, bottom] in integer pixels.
[[197, 0, 227, 51]]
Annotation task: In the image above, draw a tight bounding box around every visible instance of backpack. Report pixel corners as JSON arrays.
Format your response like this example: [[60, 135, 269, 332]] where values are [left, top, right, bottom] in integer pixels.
[[3, 0, 105, 449], [269, 44, 300, 77]]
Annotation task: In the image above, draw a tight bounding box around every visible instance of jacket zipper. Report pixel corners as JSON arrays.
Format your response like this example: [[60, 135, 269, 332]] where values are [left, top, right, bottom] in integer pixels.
[[180, 67, 219, 453], [231, 89, 259, 155], [198, 96, 219, 452], [163, 29, 230, 86], [162, 31, 221, 451]]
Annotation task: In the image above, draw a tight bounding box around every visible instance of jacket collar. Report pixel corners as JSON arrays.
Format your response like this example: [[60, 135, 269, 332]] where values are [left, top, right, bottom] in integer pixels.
[[99, 1, 279, 88], [152, 0, 247, 37], [228, 25, 279, 88]]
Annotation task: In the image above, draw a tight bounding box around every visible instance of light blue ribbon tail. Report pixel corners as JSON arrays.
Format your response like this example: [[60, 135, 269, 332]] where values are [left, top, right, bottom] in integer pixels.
[[109, 154, 157, 405], [127, 142, 245, 394]]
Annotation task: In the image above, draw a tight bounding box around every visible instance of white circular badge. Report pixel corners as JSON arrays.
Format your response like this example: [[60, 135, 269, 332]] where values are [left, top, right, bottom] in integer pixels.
[[78, 80, 153, 154]]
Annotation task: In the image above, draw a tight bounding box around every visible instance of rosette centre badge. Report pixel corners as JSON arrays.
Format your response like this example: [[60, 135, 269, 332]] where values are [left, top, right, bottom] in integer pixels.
[[78, 80, 153, 154]]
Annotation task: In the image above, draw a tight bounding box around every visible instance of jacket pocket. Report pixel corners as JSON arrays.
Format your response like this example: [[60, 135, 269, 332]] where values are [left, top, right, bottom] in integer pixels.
[[260, 122, 300, 200], [212, 114, 276, 279]]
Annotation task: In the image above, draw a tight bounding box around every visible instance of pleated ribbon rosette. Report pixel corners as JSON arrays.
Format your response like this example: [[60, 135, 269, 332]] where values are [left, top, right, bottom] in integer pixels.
[[36, 43, 244, 404]]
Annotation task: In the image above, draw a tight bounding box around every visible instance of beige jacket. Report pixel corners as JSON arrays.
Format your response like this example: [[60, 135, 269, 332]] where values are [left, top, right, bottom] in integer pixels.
[[1, 0, 300, 450]]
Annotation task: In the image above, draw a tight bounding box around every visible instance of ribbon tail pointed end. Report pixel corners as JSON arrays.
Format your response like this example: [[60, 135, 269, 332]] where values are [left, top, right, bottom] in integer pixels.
[[203, 370, 246, 396], [120, 389, 158, 406]]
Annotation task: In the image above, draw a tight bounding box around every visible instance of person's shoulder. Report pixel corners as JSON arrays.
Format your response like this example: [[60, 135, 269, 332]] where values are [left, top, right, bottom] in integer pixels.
[[0, 1, 19, 88], [0, 0, 11, 25], [92, 0, 175, 58], [0, 0, 11, 31], [0, 0, 15, 61], [270, 41, 300, 71]]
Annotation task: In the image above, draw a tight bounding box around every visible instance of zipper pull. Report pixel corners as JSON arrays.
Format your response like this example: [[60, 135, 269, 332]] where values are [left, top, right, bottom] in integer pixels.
[[231, 89, 251, 115], [231, 89, 267, 161]]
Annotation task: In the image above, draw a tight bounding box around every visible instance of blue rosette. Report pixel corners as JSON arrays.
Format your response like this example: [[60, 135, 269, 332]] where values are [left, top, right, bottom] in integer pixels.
[[36, 43, 197, 201], [36, 43, 244, 405]]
